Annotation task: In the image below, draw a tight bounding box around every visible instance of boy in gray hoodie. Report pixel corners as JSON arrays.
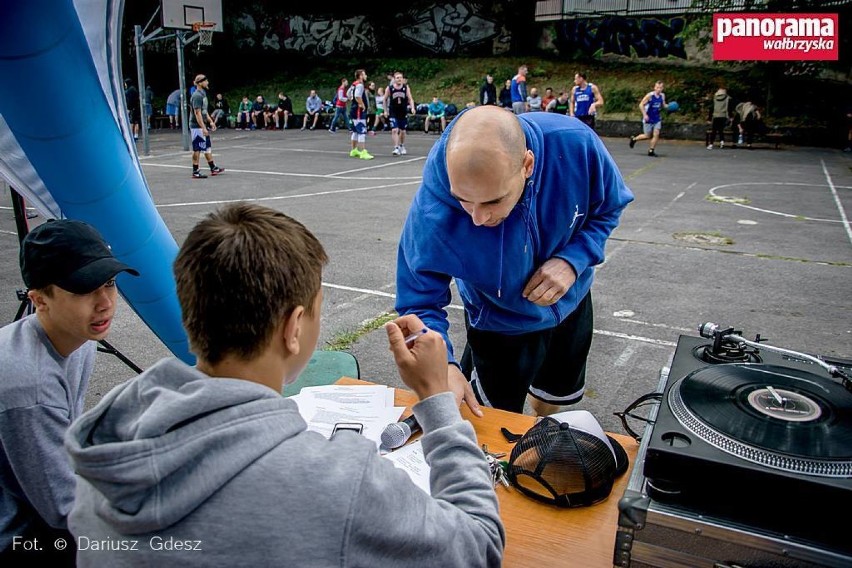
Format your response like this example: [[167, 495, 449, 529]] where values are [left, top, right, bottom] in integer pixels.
[[707, 87, 732, 149], [1, 219, 138, 566], [65, 203, 504, 567]]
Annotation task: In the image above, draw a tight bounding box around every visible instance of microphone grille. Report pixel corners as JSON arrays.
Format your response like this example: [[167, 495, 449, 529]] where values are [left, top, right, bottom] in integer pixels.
[[381, 421, 412, 449]]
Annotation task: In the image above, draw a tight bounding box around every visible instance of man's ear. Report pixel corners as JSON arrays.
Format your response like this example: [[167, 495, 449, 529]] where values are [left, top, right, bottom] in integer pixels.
[[281, 306, 306, 355], [523, 149, 535, 178], [27, 289, 49, 312]]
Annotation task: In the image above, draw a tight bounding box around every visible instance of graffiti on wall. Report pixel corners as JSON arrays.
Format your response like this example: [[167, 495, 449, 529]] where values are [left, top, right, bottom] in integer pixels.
[[557, 16, 687, 59], [399, 3, 500, 54], [262, 15, 377, 55]]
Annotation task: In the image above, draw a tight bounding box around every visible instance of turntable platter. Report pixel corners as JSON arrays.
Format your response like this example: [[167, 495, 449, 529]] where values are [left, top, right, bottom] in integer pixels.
[[670, 364, 852, 475]]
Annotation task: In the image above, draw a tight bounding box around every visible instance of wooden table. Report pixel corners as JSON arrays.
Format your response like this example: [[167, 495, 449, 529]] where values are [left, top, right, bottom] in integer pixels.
[[336, 378, 639, 568]]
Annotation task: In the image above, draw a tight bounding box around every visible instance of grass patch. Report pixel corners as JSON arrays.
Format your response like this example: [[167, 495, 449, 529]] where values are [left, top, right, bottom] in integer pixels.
[[672, 231, 734, 246], [325, 311, 397, 352], [705, 194, 750, 205]]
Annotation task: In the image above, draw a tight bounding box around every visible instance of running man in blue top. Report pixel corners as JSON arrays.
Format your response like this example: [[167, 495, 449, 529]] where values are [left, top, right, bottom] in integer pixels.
[[629, 81, 666, 157]]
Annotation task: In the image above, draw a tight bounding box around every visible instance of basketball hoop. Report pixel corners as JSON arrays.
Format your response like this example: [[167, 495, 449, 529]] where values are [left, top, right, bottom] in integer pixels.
[[192, 22, 216, 46]]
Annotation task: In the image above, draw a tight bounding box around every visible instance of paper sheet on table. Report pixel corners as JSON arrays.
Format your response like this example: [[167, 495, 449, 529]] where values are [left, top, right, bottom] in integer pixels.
[[289, 393, 317, 422], [306, 405, 405, 446], [300, 385, 391, 412], [383, 440, 431, 495], [288, 385, 404, 448]]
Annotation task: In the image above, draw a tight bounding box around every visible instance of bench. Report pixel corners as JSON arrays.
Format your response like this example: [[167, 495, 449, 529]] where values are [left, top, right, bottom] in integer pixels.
[[705, 127, 787, 149], [152, 115, 172, 129]]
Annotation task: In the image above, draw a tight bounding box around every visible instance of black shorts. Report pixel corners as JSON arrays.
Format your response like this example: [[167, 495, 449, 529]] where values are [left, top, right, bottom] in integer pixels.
[[389, 115, 408, 131], [460, 291, 593, 413], [577, 114, 596, 130]]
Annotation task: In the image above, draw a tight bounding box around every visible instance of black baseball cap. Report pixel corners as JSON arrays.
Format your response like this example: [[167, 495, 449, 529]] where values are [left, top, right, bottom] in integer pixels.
[[506, 410, 629, 508], [20, 219, 139, 294]]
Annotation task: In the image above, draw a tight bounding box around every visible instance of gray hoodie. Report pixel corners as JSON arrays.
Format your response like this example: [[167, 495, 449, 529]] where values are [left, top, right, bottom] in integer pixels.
[[711, 89, 731, 119], [65, 358, 503, 567]]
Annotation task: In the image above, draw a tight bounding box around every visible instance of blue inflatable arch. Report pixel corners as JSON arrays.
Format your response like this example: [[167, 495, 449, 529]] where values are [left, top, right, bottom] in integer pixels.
[[0, 0, 193, 363]]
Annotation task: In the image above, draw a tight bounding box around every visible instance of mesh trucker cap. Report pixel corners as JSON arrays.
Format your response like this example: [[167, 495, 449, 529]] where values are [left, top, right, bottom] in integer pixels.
[[20, 219, 139, 294], [506, 410, 629, 508]]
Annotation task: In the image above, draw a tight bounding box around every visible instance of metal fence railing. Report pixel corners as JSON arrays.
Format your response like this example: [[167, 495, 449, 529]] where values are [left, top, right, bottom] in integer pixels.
[[535, 0, 852, 21]]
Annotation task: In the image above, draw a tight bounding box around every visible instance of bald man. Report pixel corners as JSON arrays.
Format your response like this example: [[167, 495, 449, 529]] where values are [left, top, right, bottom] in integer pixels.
[[396, 107, 634, 416]]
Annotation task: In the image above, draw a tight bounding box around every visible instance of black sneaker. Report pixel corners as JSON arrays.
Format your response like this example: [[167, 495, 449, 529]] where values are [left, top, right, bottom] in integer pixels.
[[648, 148, 656, 157], [629, 136, 636, 149], [210, 166, 225, 176], [192, 171, 207, 179]]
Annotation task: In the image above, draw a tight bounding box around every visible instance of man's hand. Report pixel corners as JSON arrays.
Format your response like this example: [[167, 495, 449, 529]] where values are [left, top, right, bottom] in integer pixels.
[[448, 364, 483, 417], [386, 315, 448, 401], [208, 122, 217, 132], [523, 257, 576, 306]]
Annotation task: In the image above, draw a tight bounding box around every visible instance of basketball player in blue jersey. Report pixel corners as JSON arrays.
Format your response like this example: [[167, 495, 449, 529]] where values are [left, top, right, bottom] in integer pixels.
[[629, 81, 666, 157], [347, 69, 374, 160], [569, 73, 604, 131]]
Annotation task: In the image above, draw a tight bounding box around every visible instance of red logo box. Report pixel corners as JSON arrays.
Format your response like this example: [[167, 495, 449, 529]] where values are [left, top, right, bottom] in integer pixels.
[[713, 13, 838, 61]]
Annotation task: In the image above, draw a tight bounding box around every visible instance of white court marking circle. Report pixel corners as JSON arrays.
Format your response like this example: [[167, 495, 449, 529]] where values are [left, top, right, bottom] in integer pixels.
[[707, 182, 849, 223]]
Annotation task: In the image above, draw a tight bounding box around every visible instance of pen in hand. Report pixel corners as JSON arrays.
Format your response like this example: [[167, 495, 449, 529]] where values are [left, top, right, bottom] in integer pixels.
[[403, 328, 428, 345]]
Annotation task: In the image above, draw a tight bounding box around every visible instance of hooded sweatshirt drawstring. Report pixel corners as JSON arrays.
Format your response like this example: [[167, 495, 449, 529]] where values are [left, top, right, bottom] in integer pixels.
[[497, 223, 504, 298]]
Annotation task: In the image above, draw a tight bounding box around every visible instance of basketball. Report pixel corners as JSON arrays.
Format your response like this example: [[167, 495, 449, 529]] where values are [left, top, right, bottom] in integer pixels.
[[667, 101, 679, 112]]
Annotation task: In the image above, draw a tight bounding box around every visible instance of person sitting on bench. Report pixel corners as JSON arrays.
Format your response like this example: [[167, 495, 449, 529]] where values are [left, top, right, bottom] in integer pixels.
[[733, 100, 765, 148]]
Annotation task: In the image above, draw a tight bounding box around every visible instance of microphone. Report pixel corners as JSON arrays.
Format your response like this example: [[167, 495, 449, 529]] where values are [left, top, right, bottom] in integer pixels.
[[381, 415, 421, 449]]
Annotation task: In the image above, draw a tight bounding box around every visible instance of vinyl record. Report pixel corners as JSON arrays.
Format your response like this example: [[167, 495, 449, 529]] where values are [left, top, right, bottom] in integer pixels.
[[677, 364, 852, 459]]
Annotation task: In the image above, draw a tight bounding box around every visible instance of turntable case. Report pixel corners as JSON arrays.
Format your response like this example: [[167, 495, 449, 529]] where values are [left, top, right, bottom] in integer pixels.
[[613, 369, 852, 568]]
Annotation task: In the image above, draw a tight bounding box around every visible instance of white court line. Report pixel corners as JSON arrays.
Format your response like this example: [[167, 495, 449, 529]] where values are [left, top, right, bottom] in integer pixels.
[[139, 150, 189, 160], [603, 182, 694, 266], [618, 318, 694, 333], [821, 159, 852, 247], [321, 282, 677, 348], [329, 157, 425, 177], [227, 144, 345, 155], [614, 345, 638, 367], [707, 182, 850, 223], [331, 283, 396, 312], [593, 330, 676, 348], [143, 163, 423, 181], [322, 282, 400, 300], [156, 181, 421, 209]]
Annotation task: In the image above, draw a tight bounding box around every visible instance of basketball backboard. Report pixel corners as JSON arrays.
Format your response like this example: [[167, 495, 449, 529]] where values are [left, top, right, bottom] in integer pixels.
[[161, 0, 223, 32]]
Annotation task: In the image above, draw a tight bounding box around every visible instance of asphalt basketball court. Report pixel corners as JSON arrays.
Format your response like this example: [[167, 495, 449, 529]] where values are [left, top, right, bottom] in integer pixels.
[[1, 125, 850, 432]]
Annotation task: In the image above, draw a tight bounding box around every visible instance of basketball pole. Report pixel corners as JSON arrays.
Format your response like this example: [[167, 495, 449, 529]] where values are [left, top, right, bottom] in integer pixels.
[[134, 25, 150, 156], [131, 7, 204, 154], [176, 34, 190, 151]]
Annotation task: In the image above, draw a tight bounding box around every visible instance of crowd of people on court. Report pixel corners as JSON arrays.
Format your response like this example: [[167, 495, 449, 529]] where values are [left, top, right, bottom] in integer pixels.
[[129, 63, 850, 157], [142, 65, 610, 136]]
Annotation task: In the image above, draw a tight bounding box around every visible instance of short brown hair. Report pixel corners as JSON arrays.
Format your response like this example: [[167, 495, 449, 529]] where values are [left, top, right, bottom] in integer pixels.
[[174, 203, 328, 365]]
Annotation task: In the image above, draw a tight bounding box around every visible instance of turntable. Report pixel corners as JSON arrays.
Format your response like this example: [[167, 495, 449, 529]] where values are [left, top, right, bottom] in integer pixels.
[[616, 323, 852, 567]]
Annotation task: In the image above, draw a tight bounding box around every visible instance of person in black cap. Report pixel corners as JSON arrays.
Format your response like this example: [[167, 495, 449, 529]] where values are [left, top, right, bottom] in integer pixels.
[[0, 219, 138, 565]]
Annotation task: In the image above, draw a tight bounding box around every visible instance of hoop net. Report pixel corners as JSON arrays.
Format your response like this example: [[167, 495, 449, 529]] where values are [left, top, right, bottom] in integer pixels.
[[192, 22, 216, 46]]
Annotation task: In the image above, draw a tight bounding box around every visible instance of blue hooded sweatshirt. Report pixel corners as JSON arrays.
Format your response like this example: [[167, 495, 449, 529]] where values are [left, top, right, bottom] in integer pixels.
[[396, 111, 634, 364]]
